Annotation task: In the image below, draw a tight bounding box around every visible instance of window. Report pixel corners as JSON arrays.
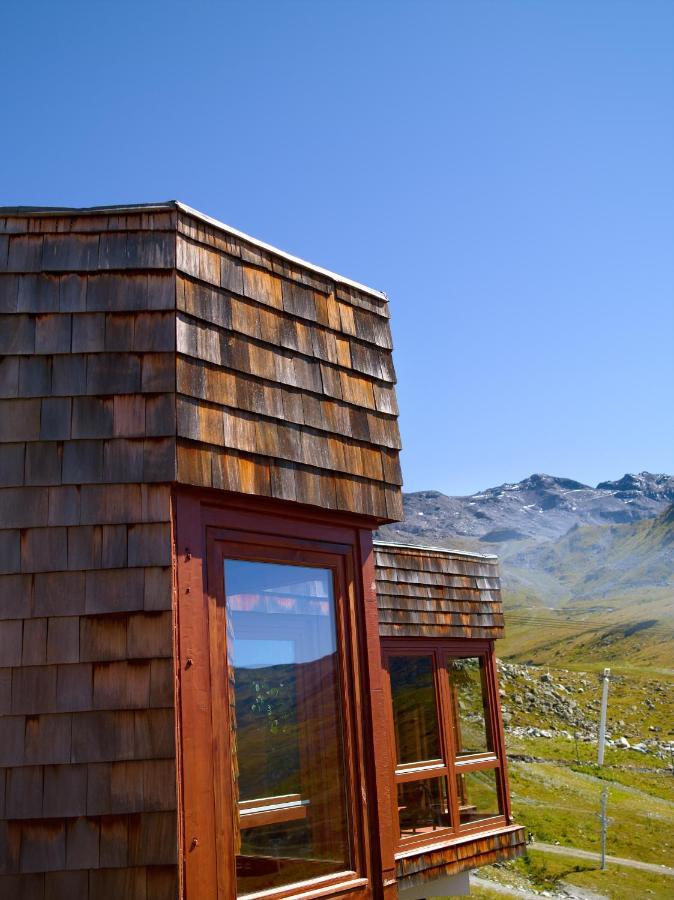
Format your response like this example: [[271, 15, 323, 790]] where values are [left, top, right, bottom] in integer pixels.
[[196, 514, 371, 900], [224, 559, 351, 896], [383, 641, 507, 849]]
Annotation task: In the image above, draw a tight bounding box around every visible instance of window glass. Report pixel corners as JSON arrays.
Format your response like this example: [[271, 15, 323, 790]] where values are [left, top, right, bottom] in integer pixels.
[[456, 768, 501, 824], [225, 559, 350, 897], [447, 657, 492, 756], [397, 777, 450, 838], [389, 656, 441, 764]]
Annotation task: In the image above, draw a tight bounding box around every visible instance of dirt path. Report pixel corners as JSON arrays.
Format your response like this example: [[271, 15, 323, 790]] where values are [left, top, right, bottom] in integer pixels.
[[532, 841, 674, 876]]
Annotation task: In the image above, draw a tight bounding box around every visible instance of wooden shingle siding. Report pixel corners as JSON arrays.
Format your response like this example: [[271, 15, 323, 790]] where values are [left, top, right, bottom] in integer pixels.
[[395, 826, 526, 891], [0, 212, 178, 897], [175, 208, 402, 522], [374, 542, 505, 639], [1, 203, 403, 896]]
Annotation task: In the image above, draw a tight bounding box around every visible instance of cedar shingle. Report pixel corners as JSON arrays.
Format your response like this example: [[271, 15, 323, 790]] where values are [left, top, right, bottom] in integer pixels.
[[0, 274, 19, 313], [25, 443, 62, 486], [0, 668, 11, 714], [46, 618, 79, 665], [0, 716, 25, 766], [45, 869, 88, 900], [103, 438, 144, 482], [42, 765, 87, 819], [88, 867, 146, 900], [40, 398, 72, 442], [127, 811, 177, 865], [85, 569, 144, 615], [61, 441, 104, 484], [93, 661, 151, 710], [71, 396, 114, 439], [0, 486, 48, 529], [22, 618, 47, 666], [51, 355, 86, 397], [0, 443, 26, 487], [5, 766, 43, 819], [20, 820, 66, 873], [99, 816, 128, 867], [71, 313, 105, 353], [66, 525, 102, 571], [71, 711, 135, 764], [86, 353, 141, 395], [0, 529, 21, 574], [47, 486, 80, 527], [134, 709, 174, 759], [65, 817, 99, 870], [143, 568, 172, 612], [35, 315, 71, 355], [0, 356, 20, 397], [18, 356, 51, 397], [127, 524, 171, 568], [34, 572, 85, 618], [79, 616, 127, 662], [146, 865, 179, 900], [12, 666, 58, 715], [59, 274, 87, 313], [24, 714, 72, 765], [55, 664, 93, 713], [21, 528, 68, 573], [0, 315, 35, 354], [127, 613, 172, 660], [0, 399, 41, 441]]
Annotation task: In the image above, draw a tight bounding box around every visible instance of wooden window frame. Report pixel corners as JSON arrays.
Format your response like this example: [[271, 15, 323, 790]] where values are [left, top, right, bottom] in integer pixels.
[[174, 489, 396, 900], [382, 638, 510, 853]]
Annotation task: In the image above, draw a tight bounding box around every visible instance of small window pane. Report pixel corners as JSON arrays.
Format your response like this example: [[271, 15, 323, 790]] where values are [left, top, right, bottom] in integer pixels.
[[389, 656, 441, 764], [447, 657, 492, 755], [397, 777, 451, 838], [456, 768, 501, 824], [225, 560, 351, 897]]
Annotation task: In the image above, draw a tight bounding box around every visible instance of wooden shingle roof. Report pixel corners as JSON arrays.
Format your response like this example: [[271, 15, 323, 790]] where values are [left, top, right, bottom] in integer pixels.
[[374, 541, 505, 639]]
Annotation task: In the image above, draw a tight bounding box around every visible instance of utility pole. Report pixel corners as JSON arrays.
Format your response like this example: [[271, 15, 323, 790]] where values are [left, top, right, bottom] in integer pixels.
[[597, 667, 610, 870], [597, 667, 610, 766]]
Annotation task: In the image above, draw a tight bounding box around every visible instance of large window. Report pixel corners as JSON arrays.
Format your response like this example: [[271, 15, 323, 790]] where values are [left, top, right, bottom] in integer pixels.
[[383, 641, 507, 849], [224, 559, 351, 896]]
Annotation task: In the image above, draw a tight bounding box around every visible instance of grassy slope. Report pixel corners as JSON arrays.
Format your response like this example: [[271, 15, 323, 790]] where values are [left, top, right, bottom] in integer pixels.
[[476, 662, 674, 899]]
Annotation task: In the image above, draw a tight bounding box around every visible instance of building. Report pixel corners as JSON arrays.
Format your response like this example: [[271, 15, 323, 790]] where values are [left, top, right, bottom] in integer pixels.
[[0, 202, 525, 898]]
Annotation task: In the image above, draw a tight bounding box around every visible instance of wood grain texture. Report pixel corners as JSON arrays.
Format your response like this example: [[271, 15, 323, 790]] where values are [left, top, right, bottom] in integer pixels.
[[0, 212, 178, 897], [374, 542, 505, 639]]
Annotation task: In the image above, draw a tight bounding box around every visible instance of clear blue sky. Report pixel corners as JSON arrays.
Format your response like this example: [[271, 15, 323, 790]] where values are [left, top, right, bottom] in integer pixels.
[[2, 1, 672, 495]]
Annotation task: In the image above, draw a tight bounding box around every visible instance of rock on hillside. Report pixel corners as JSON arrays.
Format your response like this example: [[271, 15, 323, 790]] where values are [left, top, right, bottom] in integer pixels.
[[379, 472, 674, 545]]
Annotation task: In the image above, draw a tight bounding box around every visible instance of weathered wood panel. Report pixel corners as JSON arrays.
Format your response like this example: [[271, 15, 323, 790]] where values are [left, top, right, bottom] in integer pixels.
[[374, 541, 505, 639], [175, 206, 402, 523], [395, 825, 526, 890], [0, 210, 178, 898]]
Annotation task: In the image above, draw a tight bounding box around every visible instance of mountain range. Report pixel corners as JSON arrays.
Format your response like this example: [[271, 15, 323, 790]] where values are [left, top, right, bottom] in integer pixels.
[[379, 472, 674, 545], [377, 472, 674, 667]]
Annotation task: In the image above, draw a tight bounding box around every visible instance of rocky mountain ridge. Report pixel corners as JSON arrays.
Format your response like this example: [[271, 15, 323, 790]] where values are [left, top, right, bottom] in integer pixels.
[[381, 471, 674, 545]]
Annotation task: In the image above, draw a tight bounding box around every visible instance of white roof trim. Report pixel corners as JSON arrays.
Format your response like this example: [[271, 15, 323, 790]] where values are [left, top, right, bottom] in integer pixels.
[[373, 539, 498, 561], [176, 202, 389, 302]]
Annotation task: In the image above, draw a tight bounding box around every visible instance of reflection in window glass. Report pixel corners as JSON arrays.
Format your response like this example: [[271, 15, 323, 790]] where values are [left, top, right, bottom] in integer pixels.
[[457, 768, 501, 824], [447, 657, 492, 755], [389, 656, 441, 764], [224, 560, 350, 896], [397, 777, 450, 838]]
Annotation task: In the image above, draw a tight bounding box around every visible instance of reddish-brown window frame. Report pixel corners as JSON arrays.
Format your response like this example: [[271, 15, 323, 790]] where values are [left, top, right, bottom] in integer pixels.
[[174, 489, 397, 900], [381, 638, 510, 853]]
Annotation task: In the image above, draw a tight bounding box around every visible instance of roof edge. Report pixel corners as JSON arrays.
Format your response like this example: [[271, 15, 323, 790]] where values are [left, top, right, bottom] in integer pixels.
[[373, 539, 499, 561], [175, 202, 388, 302], [0, 200, 389, 303]]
